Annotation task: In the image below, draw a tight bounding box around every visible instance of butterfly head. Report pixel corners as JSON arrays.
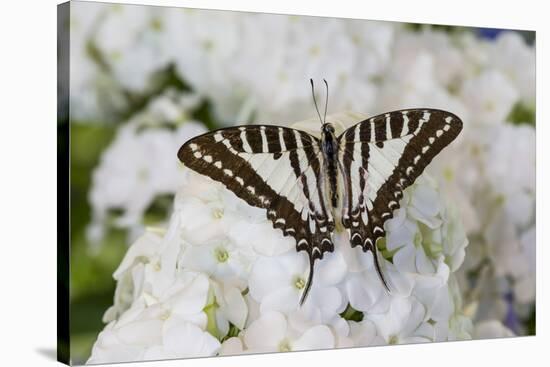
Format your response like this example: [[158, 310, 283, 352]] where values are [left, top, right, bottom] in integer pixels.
[[321, 123, 336, 138]]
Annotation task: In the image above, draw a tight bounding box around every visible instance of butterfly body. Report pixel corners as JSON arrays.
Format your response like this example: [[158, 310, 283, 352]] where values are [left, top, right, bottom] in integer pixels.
[[320, 123, 340, 209], [178, 108, 462, 304]]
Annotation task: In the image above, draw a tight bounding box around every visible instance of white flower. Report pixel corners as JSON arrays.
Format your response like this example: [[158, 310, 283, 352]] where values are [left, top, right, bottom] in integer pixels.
[[88, 271, 220, 364], [483, 124, 535, 228], [140, 318, 220, 361], [248, 249, 348, 322], [87, 92, 207, 244], [340, 173, 467, 332], [342, 256, 400, 314], [218, 336, 245, 356], [175, 171, 295, 256], [69, 2, 128, 121], [210, 282, 249, 334], [444, 276, 473, 341], [242, 311, 335, 353], [366, 298, 434, 344], [460, 69, 519, 125], [488, 32, 535, 104], [344, 20, 395, 79], [451, 123, 536, 318], [392, 28, 466, 87], [348, 319, 386, 347], [164, 10, 244, 123], [180, 238, 252, 287], [103, 231, 164, 322]]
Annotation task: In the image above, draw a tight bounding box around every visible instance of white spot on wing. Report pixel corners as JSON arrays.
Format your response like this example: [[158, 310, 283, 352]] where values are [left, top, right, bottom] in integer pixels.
[[260, 126, 268, 152], [309, 217, 316, 233], [278, 128, 287, 151], [222, 139, 238, 154], [385, 114, 392, 140], [366, 198, 373, 211], [422, 111, 431, 122], [241, 130, 252, 152], [294, 130, 303, 148], [361, 209, 369, 225], [402, 112, 410, 135]]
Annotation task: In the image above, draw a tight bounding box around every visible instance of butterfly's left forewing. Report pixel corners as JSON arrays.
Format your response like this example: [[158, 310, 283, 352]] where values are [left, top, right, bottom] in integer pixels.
[[178, 125, 335, 303], [337, 109, 462, 285]]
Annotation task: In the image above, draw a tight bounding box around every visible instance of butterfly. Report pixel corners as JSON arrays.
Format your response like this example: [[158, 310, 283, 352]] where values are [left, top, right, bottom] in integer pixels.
[[178, 80, 462, 305]]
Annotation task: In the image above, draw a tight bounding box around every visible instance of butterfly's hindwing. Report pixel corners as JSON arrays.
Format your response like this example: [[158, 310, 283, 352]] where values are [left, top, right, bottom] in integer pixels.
[[338, 109, 463, 257], [178, 125, 336, 302]]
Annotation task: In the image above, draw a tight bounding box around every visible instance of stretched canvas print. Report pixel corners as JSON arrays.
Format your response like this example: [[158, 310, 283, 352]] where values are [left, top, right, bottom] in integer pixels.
[[57, 1, 536, 365]]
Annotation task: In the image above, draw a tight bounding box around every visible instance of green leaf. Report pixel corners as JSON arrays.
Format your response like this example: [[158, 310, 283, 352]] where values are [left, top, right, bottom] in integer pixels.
[[340, 303, 364, 322], [507, 102, 536, 126], [220, 323, 241, 343]]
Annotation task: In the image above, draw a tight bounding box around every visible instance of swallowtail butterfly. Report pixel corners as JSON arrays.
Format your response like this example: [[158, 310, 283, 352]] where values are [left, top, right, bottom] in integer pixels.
[[178, 80, 462, 305]]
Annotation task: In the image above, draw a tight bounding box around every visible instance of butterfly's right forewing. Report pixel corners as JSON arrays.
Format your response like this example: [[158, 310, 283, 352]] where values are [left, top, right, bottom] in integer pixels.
[[337, 109, 462, 287]]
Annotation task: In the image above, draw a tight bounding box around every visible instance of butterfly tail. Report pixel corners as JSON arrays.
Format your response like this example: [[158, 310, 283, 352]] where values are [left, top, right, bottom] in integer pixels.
[[371, 244, 391, 293], [299, 257, 316, 306]]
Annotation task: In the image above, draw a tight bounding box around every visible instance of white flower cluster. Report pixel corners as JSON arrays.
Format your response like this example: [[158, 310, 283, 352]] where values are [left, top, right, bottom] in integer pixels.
[[88, 114, 472, 363], [76, 3, 535, 361], [69, 4, 396, 124], [87, 89, 206, 244]]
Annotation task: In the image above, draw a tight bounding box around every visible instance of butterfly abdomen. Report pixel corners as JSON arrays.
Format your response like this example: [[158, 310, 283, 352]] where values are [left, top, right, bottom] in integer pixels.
[[321, 123, 340, 209]]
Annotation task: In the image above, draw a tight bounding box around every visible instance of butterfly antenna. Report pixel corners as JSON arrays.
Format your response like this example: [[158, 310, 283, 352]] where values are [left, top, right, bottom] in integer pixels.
[[299, 258, 315, 306], [371, 245, 391, 293], [323, 79, 329, 124], [310, 79, 324, 125]]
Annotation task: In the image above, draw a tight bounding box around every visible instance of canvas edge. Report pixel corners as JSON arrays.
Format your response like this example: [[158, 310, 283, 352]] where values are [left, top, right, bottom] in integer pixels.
[[58, 1, 71, 365]]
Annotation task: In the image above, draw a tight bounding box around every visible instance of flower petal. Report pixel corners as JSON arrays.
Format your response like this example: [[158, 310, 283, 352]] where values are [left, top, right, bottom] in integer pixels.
[[293, 325, 335, 351]]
